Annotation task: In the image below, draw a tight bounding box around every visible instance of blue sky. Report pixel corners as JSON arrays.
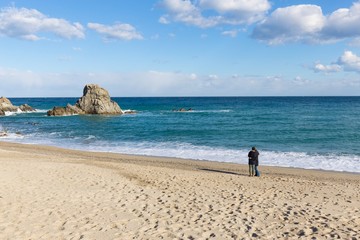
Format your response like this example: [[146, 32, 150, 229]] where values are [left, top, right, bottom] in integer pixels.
[[0, 0, 360, 97]]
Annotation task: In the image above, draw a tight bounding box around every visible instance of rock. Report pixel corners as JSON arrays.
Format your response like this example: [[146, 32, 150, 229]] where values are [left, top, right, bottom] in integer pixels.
[[47, 106, 76, 116], [47, 107, 64, 116], [0, 97, 35, 115], [66, 103, 84, 115], [47, 103, 86, 116], [0, 97, 18, 112], [19, 104, 35, 112], [0, 131, 7, 137], [47, 84, 123, 116], [74, 84, 122, 114]]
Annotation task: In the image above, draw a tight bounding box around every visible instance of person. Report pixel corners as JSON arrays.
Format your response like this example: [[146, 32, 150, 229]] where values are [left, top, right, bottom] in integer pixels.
[[248, 146, 260, 177]]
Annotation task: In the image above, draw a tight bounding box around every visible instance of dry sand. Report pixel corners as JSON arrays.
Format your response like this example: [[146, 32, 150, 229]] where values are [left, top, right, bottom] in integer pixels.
[[0, 141, 359, 239]]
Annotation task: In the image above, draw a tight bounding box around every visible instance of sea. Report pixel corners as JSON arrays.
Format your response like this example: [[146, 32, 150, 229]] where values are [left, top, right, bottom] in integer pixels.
[[1, 97, 360, 173]]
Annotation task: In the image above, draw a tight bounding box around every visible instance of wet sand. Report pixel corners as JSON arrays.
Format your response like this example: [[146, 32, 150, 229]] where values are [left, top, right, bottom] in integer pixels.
[[0, 141, 359, 239]]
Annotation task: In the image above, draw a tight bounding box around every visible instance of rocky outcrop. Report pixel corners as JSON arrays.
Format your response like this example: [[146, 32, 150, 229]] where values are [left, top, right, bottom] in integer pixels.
[[19, 104, 35, 112], [47, 105, 81, 116], [75, 84, 122, 114], [0, 97, 35, 115], [47, 84, 123, 116], [0, 97, 18, 112]]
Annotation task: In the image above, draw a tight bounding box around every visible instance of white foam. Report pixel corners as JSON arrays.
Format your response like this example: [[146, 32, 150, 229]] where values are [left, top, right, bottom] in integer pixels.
[[4, 109, 23, 116], [3, 136, 360, 173], [71, 141, 360, 173], [121, 109, 137, 114], [4, 109, 42, 116], [171, 109, 232, 113], [35, 109, 48, 113], [0, 132, 24, 139], [193, 109, 232, 113]]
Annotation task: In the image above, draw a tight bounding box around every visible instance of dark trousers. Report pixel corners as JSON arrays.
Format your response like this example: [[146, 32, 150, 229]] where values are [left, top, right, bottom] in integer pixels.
[[255, 165, 260, 177]]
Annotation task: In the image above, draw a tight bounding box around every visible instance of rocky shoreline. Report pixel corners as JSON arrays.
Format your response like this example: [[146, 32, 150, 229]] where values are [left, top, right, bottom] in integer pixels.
[[0, 97, 35, 116], [1, 84, 134, 117]]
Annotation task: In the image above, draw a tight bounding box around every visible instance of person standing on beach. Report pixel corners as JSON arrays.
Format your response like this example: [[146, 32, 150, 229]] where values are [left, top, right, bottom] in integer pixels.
[[248, 147, 260, 177]]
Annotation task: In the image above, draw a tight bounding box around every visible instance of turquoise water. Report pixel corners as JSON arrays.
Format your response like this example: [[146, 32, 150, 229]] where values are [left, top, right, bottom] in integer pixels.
[[1, 97, 360, 172]]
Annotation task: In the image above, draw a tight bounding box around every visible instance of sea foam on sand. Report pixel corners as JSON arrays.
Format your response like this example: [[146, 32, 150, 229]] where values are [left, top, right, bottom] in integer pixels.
[[0, 141, 359, 239]]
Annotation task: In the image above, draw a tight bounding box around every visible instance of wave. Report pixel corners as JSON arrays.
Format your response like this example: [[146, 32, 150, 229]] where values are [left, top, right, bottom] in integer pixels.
[[0, 132, 24, 139], [4, 109, 23, 116], [170, 109, 232, 113], [3, 109, 47, 116], [5, 135, 358, 173], [35, 109, 49, 113]]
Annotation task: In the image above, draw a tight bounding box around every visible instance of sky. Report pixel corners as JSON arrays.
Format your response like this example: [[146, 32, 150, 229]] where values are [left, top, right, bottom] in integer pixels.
[[0, 0, 360, 97]]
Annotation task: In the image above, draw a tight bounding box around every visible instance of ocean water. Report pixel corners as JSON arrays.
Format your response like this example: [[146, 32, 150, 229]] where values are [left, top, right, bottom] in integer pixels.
[[1, 97, 360, 173]]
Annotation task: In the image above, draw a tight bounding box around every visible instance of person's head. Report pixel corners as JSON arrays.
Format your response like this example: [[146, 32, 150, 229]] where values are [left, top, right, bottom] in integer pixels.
[[252, 146, 256, 151]]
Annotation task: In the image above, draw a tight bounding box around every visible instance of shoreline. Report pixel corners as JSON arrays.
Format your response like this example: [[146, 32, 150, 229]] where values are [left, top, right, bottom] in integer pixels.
[[0, 141, 359, 239], [1, 140, 359, 176]]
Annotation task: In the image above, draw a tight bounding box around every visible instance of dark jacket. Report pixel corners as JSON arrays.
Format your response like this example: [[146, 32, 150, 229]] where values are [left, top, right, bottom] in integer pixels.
[[248, 150, 259, 166]]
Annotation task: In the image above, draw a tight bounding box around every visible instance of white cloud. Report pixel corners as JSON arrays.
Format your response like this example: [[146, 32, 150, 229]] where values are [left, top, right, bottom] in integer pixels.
[[313, 63, 342, 73], [338, 51, 360, 72], [313, 51, 360, 74], [0, 7, 84, 40], [322, 2, 360, 40], [88, 22, 143, 41], [159, 0, 219, 28], [252, 5, 325, 44], [159, 0, 270, 28], [159, 15, 170, 24], [252, 2, 360, 44], [293, 76, 309, 85], [222, 29, 238, 37], [1, 68, 360, 97], [199, 0, 270, 24]]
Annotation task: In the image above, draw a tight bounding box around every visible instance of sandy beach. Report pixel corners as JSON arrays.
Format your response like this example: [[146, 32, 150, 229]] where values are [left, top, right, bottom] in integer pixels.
[[0, 141, 359, 239]]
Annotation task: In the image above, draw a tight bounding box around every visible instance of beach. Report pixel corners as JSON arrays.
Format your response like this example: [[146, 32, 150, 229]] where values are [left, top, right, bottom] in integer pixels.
[[0, 141, 359, 239]]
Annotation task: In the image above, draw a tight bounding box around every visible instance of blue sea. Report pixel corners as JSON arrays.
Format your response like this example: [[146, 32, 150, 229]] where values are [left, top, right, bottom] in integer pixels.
[[1, 97, 360, 173]]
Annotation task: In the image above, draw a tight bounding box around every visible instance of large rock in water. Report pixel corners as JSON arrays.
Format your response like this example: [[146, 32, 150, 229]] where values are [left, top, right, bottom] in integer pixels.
[[75, 84, 122, 114], [0, 97, 35, 115], [47, 84, 122, 116], [0, 97, 18, 112]]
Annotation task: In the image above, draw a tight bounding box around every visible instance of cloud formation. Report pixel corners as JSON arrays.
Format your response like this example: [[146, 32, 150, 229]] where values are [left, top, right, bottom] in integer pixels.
[[252, 2, 360, 44], [0, 7, 84, 40], [338, 51, 360, 72], [1, 67, 360, 97], [0, 7, 143, 42], [159, 1, 360, 45], [159, 0, 270, 28], [314, 51, 360, 74], [313, 64, 341, 73], [199, 0, 271, 24], [323, 2, 360, 40], [88, 22, 143, 41], [221, 29, 238, 38], [252, 5, 325, 44]]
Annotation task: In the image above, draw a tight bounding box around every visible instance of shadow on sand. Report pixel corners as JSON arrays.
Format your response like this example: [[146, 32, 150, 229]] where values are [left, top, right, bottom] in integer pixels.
[[198, 168, 247, 176]]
